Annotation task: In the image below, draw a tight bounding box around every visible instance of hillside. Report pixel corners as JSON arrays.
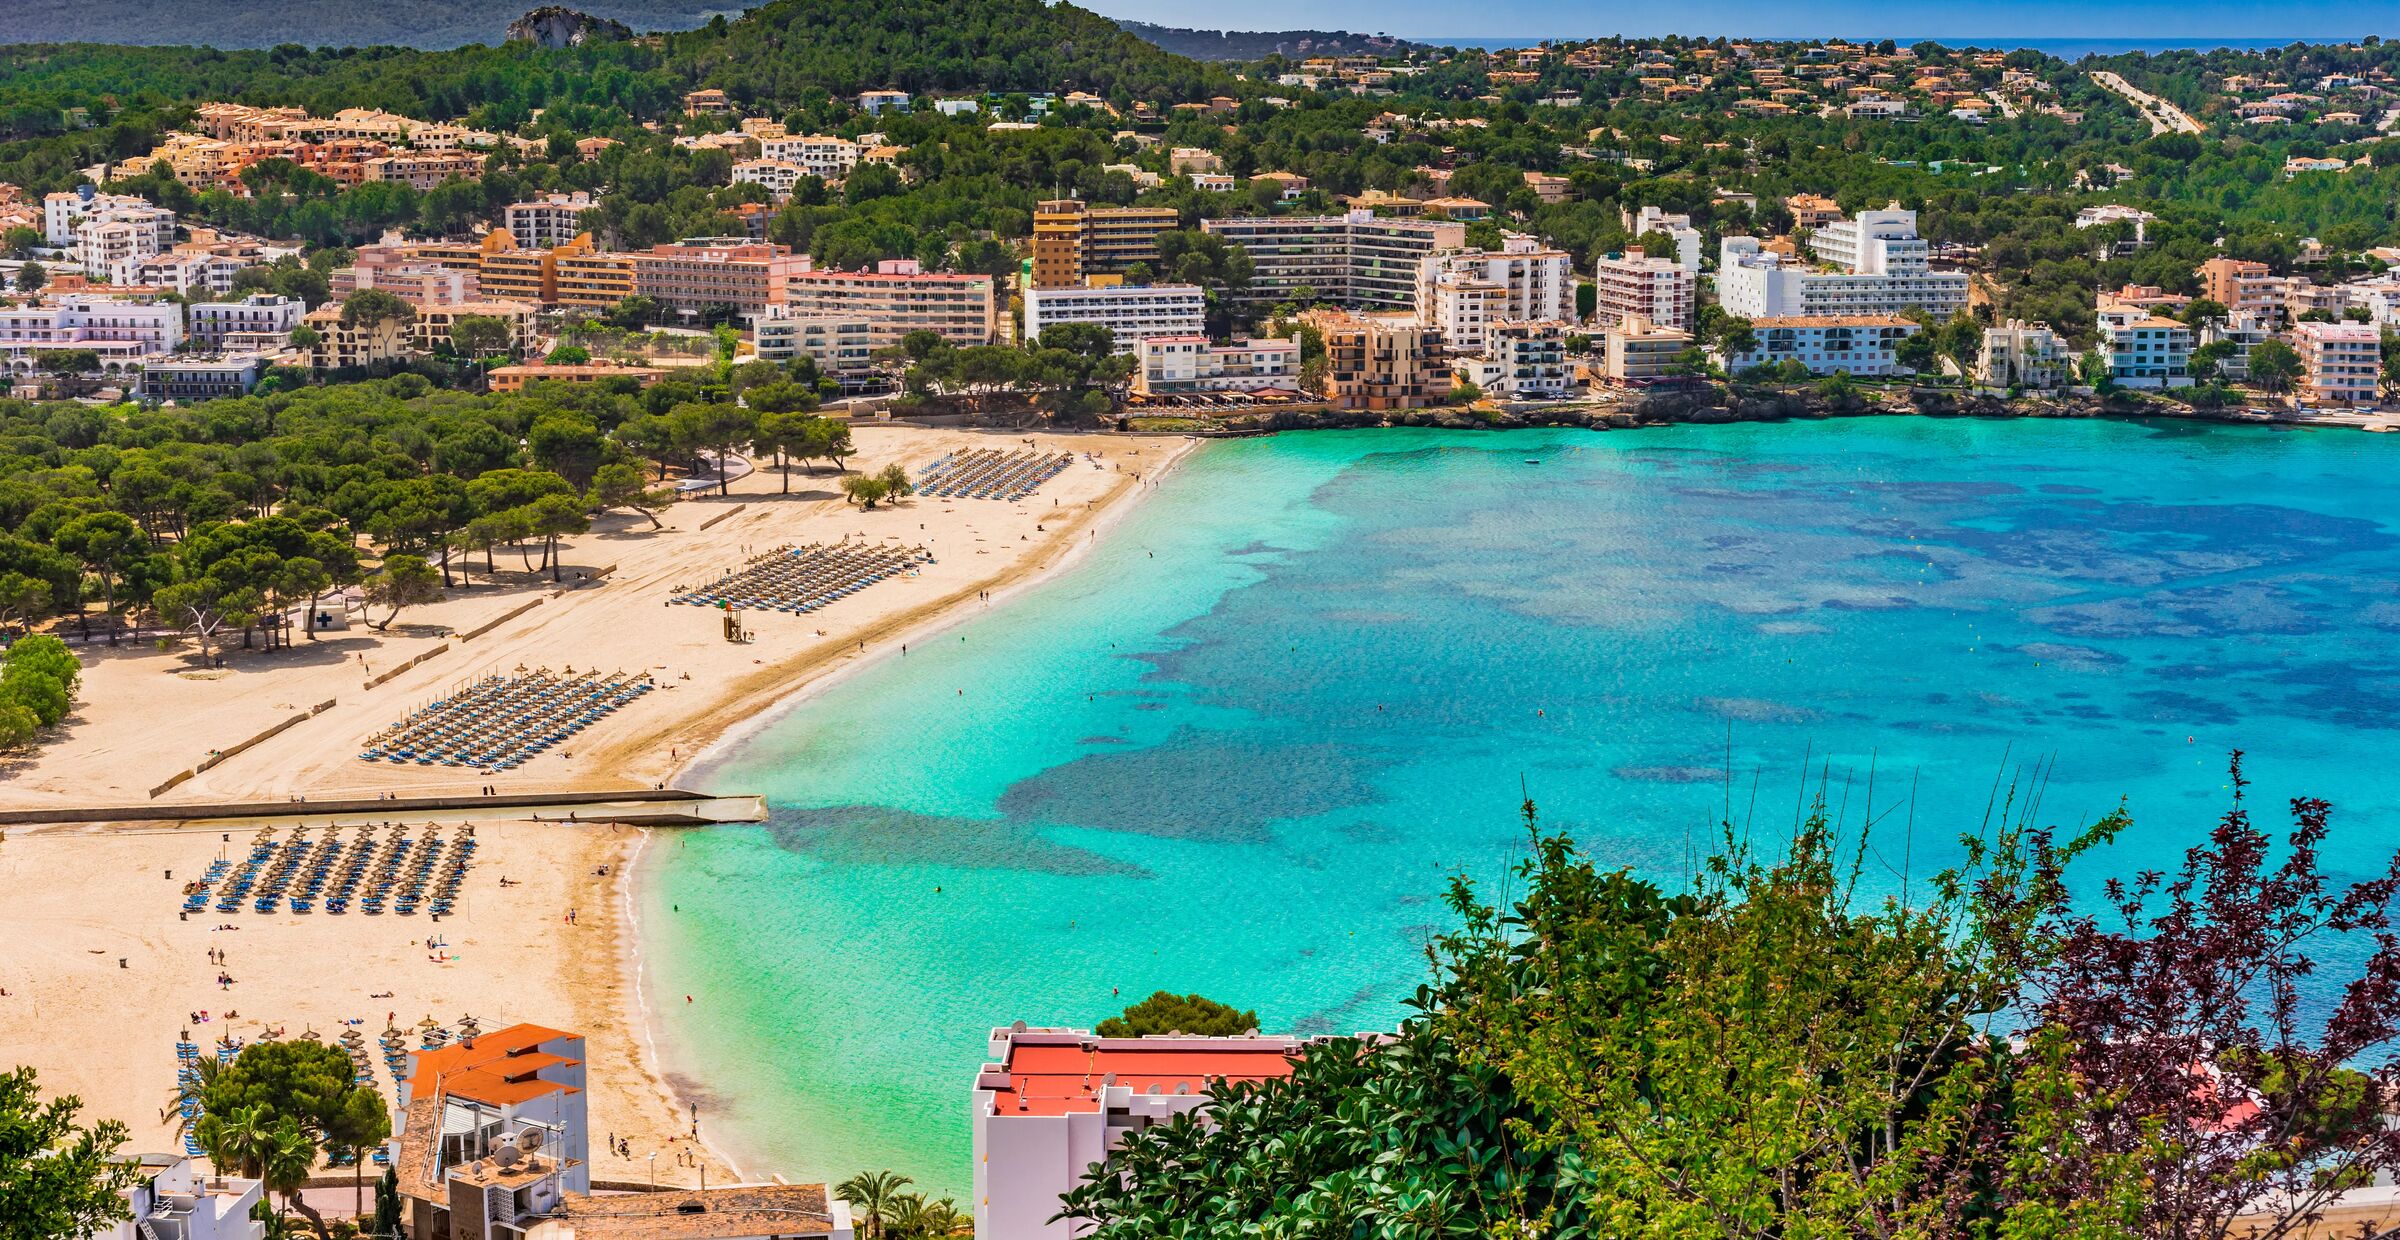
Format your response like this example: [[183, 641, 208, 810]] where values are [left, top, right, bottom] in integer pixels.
[[0, 0, 736, 49], [1115, 21, 1431, 62], [667, 0, 1230, 102]]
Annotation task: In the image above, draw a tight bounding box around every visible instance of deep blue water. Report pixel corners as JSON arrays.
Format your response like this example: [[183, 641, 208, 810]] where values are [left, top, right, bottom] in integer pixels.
[[653, 420, 2400, 1196]]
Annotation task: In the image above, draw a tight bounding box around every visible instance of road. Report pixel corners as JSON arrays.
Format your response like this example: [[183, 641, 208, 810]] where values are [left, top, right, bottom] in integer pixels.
[[2092, 70, 2203, 135]]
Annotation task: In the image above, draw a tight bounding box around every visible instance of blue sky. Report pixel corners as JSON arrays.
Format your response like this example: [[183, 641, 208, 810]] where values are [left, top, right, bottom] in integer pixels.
[[1088, 0, 2372, 41]]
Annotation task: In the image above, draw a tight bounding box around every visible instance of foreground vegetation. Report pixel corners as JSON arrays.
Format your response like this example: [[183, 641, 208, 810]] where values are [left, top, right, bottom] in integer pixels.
[[0, 1067, 142, 1240], [1066, 756, 2400, 1237]]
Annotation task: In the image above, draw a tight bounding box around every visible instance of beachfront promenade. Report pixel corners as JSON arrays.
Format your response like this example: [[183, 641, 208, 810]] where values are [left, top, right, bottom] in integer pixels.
[[0, 786, 767, 828]]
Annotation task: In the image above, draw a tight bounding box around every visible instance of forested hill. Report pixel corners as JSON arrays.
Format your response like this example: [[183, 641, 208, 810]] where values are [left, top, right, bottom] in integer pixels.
[[0, 0, 1235, 150], [670, 0, 1232, 104], [0, 0, 737, 49], [1115, 22, 1431, 62]]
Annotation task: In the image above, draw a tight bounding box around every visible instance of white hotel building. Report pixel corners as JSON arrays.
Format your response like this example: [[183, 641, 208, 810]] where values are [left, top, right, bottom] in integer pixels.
[[1416, 232, 1574, 354], [76, 204, 179, 286], [501, 192, 596, 249], [2294, 319, 2380, 405], [1453, 319, 1573, 398], [1133, 334, 1301, 395], [754, 312, 875, 378], [974, 1027, 1353, 1240], [2096, 306, 2192, 389], [134, 250, 249, 297], [43, 188, 159, 246], [757, 135, 863, 181], [1590, 246, 1696, 333], [1714, 205, 1968, 321], [189, 293, 306, 350], [732, 158, 813, 202], [1022, 282, 1204, 350], [0, 296, 184, 375], [1715, 314, 1922, 376]]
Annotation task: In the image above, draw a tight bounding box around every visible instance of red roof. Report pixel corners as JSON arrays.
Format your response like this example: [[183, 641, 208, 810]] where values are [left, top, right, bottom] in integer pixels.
[[408, 1023, 582, 1108], [982, 1040, 1300, 1118]]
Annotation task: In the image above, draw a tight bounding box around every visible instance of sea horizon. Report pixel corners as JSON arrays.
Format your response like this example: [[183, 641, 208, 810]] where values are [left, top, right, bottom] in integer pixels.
[[656, 419, 2400, 1198], [1411, 34, 2359, 56]]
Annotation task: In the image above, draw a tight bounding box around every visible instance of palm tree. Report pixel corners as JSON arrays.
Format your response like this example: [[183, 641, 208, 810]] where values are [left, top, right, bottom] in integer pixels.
[[193, 1113, 231, 1190], [893, 1195, 967, 1237], [835, 1170, 914, 1240], [166, 1056, 222, 1143], [883, 1192, 926, 1239], [261, 1117, 332, 1240], [197, 1103, 277, 1184]]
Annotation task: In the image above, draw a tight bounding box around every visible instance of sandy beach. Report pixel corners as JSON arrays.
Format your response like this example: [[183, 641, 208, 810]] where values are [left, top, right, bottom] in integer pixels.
[[0, 424, 1191, 810], [0, 424, 1197, 1190], [0, 817, 732, 1186]]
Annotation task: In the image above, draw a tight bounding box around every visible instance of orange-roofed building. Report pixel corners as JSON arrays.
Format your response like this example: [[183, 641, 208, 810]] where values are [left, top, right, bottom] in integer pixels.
[[389, 1021, 857, 1240], [397, 1023, 591, 1197], [972, 1025, 1380, 1239]]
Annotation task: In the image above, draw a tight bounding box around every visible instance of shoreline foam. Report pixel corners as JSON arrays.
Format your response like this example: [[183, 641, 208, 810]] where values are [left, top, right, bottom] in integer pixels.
[[677, 436, 1203, 788], [634, 436, 1204, 1184]]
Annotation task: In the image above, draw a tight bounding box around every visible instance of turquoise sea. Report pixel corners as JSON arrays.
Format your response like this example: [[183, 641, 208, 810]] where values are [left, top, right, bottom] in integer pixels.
[[647, 420, 2400, 1196]]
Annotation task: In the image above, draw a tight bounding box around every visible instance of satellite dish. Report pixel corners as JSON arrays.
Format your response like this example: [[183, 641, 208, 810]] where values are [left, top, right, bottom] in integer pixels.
[[517, 1128, 546, 1153], [490, 1146, 523, 1169]]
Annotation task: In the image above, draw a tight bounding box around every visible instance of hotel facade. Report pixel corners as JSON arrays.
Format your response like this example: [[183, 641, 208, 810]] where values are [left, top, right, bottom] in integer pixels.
[[785, 260, 998, 350], [1202, 211, 1466, 313], [1714, 206, 1968, 321]]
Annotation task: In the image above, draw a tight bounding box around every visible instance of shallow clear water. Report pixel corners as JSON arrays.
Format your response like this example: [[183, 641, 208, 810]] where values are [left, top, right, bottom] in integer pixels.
[[649, 420, 2400, 1195]]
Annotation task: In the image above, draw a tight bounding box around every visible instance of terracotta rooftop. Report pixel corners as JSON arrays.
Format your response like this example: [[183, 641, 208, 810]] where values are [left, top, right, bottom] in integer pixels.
[[407, 1024, 582, 1108], [544, 1184, 841, 1238], [394, 1095, 444, 1201], [980, 1038, 1303, 1118]]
